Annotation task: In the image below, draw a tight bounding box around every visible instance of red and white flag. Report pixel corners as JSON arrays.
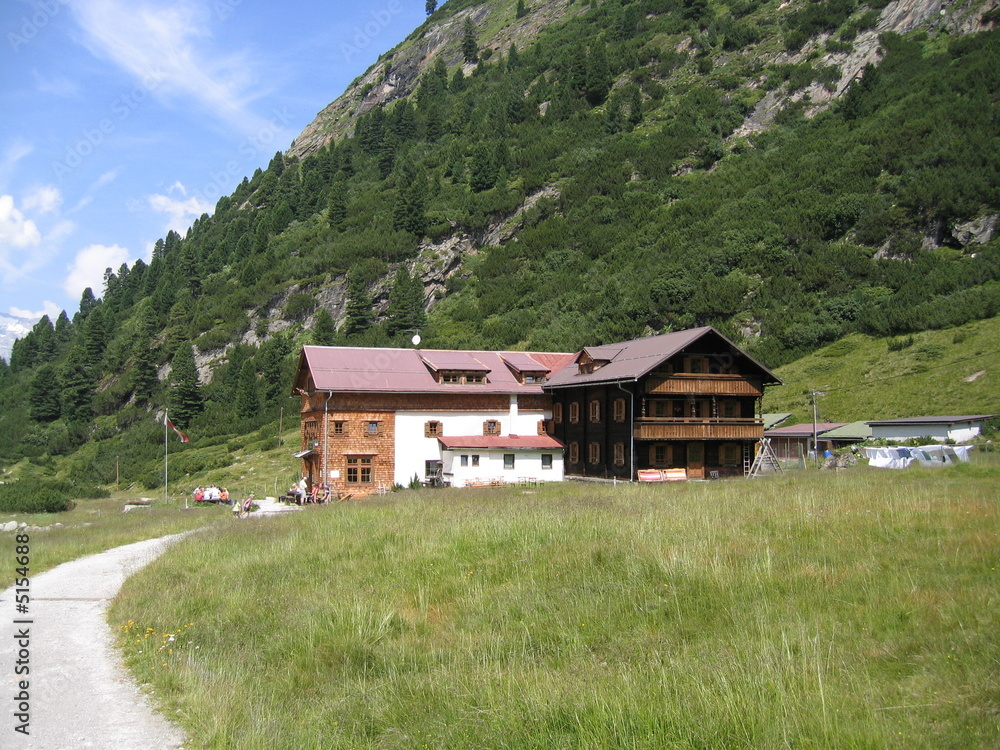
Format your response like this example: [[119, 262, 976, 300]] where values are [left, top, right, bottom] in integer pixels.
[[165, 415, 190, 443]]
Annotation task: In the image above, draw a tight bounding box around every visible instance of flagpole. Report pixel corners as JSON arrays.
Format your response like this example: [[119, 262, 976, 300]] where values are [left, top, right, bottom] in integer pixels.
[[164, 408, 169, 506]]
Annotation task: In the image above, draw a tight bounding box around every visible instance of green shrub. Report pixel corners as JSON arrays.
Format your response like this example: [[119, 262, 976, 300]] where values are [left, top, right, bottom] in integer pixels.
[[0, 479, 107, 513]]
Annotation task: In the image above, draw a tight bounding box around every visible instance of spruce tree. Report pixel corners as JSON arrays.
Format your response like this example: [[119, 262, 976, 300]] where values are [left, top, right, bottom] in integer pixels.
[[426, 0, 436, 14], [234, 361, 261, 419], [169, 344, 202, 429], [461, 18, 478, 63], [386, 268, 427, 337], [585, 40, 612, 106], [344, 271, 374, 338], [516, 0, 528, 19], [313, 308, 338, 345], [327, 182, 347, 230], [60, 346, 95, 424], [28, 364, 62, 422]]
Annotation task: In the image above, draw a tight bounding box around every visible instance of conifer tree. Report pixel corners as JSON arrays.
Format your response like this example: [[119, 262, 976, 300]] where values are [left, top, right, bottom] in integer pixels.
[[82, 305, 108, 370], [585, 40, 612, 106], [425, 0, 436, 15], [169, 344, 202, 429], [234, 361, 261, 419], [344, 270, 373, 338], [28, 364, 61, 422], [327, 182, 347, 230], [386, 267, 426, 337], [461, 18, 478, 63], [59, 346, 95, 423], [516, 0, 528, 19], [313, 308, 338, 345]]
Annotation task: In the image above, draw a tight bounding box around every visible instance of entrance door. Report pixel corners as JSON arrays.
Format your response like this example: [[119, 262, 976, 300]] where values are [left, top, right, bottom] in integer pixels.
[[686, 442, 704, 479]]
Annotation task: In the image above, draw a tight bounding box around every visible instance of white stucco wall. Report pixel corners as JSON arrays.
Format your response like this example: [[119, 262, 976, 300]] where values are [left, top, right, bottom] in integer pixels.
[[870, 422, 982, 443], [393, 400, 550, 486], [443, 449, 564, 488]]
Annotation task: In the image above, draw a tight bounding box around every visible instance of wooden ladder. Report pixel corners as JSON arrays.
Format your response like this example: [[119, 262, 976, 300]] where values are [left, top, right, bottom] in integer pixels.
[[746, 438, 782, 478]]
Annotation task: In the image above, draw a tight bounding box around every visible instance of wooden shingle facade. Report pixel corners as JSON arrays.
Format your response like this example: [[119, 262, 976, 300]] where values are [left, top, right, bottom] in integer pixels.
[[543, 327, 781, 480], [292, 328, 781, 491]]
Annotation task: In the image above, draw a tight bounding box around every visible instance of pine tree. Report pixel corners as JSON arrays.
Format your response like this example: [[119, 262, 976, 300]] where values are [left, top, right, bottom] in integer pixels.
[[169, 344, 202, 429], [313, 308, 338, 345], [344, 271, 373, 338], [393, 161, 428, 236], [426, 0, 436, 14], [234, 362, 261, 419], [386, 267, 427, 337], [585, 40, 612, 106], [469, 143, 497, 192], [516, 0, 528, 19], [28, 364, 62, 422], [461, 18, 479, 63], [327, 182, 347, 230], [60, 346, 95, 424], [82, 306, 108, 370]]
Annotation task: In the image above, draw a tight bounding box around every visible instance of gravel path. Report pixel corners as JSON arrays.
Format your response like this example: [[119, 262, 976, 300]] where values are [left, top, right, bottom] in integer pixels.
[[1, 533, 192, 750]]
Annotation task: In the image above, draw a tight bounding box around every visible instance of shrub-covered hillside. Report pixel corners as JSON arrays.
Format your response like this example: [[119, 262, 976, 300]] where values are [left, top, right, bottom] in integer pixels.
[[1, 0, 998, 485]]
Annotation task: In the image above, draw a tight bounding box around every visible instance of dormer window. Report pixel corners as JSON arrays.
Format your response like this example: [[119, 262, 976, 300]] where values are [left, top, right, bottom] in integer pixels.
[[439, 371, 487, 385]]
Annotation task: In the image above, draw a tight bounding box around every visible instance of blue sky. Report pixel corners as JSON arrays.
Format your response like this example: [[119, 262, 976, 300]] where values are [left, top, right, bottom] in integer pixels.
[[1, 0, 427, 323]]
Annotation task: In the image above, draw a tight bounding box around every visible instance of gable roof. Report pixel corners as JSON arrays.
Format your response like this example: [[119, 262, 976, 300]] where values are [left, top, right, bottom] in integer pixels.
[[544, 326, 780, 389], [764, 422, 847, 439], [866, 415, 995, 426], [438, 435, 564, 451], [816, 421, 872, 441], [294, 346, 575, 395]]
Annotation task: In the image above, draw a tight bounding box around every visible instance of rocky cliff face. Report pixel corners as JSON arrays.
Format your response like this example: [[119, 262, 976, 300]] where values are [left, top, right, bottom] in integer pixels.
[[287, 0, 582, 160], [733, 0, 995, 139]]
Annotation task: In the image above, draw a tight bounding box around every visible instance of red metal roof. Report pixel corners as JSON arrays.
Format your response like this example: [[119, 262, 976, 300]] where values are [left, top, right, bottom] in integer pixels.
[[437, 435, 565, 450], [297, 346, 574, 395], [764, 422, 846, 438], [544, 326, 780, 388]]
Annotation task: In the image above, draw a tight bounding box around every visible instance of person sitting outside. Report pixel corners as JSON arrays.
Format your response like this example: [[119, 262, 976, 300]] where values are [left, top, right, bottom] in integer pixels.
[[312, 483, 329, 504]]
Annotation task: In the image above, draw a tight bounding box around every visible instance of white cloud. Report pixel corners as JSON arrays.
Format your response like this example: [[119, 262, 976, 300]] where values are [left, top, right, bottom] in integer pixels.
[[32, 71, 82, 99], [63, 243, 131, 300], [70, 0, 271, 135], [148, 189, 213, 234], [9, 301, 63, 321], [0, 195, 42, 250], [0, 141, 34, 187], [23, 186, 62, 214], [0, 194, 75, 288]]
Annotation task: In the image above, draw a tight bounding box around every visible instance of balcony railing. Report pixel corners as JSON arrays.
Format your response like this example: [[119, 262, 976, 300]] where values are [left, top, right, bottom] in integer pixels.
[[644, 374, 764, 397], [634, 417, 763, 440]]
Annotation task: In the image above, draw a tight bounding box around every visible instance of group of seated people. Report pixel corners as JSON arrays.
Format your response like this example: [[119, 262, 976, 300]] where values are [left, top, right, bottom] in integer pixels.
[[193, 485, 230, 503], [287, 477, 332, 504]]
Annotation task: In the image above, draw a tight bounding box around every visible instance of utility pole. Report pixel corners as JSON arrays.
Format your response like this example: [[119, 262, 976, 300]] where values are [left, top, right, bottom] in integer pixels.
[[810, 389, 826, 468]]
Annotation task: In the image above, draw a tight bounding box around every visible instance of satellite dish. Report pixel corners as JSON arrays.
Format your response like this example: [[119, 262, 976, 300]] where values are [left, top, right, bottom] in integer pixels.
[[411, 334, 421, 347]]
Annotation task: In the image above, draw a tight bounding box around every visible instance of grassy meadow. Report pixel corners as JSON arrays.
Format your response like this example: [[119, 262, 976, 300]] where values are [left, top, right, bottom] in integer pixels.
[[110, 462, 999, 749], [762, 314, 1000, 424]]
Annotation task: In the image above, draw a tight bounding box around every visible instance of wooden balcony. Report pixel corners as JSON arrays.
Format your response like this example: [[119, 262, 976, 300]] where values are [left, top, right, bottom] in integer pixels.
[[644, 374, 763, 397], [634, 418, 763, 441]]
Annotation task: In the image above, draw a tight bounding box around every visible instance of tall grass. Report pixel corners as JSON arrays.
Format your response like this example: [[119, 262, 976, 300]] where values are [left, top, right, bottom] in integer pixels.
[[111, 465, 1000, 749]]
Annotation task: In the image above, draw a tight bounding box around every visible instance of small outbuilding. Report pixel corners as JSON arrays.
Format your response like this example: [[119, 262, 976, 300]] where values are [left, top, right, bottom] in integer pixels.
[[865, 415, 995, 444]]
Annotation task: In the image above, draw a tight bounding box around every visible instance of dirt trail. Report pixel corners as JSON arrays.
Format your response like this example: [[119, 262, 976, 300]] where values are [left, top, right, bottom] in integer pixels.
[[1, 534, 190, 750]]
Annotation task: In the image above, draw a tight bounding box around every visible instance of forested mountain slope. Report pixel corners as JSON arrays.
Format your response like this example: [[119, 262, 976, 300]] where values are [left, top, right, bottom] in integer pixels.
[[1, 0, 998, 490]]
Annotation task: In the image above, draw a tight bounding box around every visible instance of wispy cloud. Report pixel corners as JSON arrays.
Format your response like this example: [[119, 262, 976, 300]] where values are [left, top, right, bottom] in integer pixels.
[[63, 243, 132, 300], [0, 140, 34, 188], [31, 70, 82, 98], [9, 301, 63, 321], [147, 182, 213, 234], [0, 192, 74, 288], [23, 185, 62, 214], [70, 0, 272, 136]]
